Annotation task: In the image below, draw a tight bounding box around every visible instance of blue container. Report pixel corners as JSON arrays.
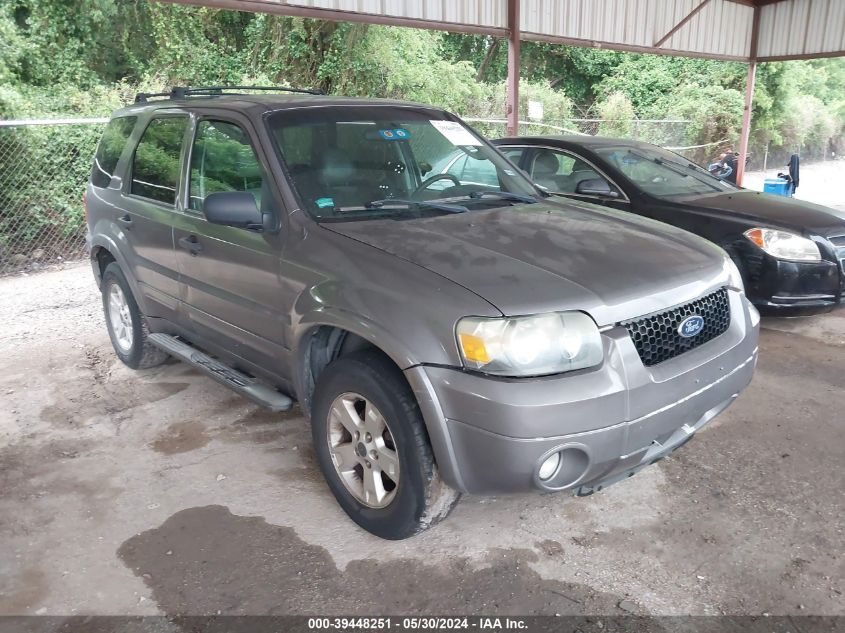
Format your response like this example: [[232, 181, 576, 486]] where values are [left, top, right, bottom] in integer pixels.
[[763, 178, 791, 197]]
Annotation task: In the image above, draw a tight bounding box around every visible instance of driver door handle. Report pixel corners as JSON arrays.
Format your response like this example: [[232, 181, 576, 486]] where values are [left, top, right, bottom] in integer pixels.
[[178, 235, 203, 256]]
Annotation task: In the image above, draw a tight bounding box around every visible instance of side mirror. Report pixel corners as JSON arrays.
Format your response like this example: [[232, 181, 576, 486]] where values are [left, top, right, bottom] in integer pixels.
[[575, 178, 619, 198], [203, 191, 264, 231]]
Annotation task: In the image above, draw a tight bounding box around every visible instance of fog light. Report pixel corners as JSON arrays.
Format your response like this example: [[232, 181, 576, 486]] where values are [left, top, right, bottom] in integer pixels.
[[538, 452, 561, 480]]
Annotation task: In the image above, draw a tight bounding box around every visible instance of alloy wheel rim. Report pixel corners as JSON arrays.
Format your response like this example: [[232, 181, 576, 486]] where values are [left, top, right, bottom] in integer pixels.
[[107, 284, 134, 352], [326, 392, 400, 509]]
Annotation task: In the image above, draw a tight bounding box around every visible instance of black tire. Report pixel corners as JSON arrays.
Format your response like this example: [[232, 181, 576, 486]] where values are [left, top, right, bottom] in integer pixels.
[[311, 349, 460, 540], [101, 262, 168, 370]]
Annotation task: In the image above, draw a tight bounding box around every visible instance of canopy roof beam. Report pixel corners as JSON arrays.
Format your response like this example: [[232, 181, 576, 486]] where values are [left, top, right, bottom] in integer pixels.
[[158, 0, 508, 37], [654, 0, 712, 48], [155, 0, 844, 63]]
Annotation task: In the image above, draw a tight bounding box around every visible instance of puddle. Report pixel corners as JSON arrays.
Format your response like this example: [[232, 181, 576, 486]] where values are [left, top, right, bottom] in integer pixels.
[[118, 505, 643, 617], [151, 420, 211, 455]]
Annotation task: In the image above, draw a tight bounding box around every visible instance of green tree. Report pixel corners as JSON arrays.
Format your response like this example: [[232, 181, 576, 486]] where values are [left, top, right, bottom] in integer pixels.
[[596, 93, 636, 137]]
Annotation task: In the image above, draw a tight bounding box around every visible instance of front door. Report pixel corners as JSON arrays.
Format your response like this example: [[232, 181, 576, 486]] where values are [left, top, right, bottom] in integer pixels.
[[172, 114, 289, 381]]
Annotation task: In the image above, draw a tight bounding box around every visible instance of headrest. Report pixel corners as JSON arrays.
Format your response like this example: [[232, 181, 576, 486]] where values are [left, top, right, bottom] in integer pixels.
[[533, 151, 559, 176]]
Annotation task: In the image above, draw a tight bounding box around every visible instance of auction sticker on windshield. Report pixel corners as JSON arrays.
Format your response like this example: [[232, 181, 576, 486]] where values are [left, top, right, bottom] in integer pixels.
[[378, 128, 411, 140], [430, 120, 482, 146]]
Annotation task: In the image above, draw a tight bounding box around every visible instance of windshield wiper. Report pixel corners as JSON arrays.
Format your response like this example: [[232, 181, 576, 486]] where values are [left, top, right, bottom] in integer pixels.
[[465, 190, 539, 204], [366, 198, 468, 214], [335, 198, 469, 214], [627, 150, 722, 193]]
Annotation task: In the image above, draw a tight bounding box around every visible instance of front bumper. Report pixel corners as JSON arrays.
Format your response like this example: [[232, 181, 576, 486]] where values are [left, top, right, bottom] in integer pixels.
[[405, 289, 759, 494], [743, 251, 843, 315]]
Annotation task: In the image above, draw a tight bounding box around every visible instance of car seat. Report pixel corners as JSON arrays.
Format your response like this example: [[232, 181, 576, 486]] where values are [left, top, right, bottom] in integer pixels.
[[311, 147, 359, 209], [532, 151, 560, 191]]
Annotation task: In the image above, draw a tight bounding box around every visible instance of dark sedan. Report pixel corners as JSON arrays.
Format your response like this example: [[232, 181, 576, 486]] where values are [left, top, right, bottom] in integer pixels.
[[492, 136, 845, 315]]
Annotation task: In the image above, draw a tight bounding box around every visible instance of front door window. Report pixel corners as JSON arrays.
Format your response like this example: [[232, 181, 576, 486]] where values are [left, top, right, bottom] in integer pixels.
[[529, 148, 613, 196], [189, 119, 266, 213]]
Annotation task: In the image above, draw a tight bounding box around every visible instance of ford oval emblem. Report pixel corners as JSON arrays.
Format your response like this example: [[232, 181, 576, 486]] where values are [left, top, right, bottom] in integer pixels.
[[678, 315, 705, 338]]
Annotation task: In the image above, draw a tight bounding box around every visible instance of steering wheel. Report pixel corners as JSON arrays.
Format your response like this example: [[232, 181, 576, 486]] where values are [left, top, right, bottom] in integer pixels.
[[412, 173, 461, 196]]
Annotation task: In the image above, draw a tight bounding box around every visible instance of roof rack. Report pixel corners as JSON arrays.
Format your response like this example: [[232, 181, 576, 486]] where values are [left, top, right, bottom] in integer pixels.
[[134, 85, 324, 104]]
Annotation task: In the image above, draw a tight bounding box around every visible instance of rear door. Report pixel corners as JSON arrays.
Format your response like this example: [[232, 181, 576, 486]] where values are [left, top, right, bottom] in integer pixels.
[[119, 112, 190, 321], [172, 111, 288, 378]]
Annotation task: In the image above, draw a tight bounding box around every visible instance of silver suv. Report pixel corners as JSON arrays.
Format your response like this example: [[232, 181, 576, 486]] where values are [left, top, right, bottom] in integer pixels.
[[86, 86, 760, 539]]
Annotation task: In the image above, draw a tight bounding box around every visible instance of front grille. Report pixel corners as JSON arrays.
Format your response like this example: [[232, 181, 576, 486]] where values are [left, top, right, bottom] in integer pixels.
[[622, 288, 731, 367]]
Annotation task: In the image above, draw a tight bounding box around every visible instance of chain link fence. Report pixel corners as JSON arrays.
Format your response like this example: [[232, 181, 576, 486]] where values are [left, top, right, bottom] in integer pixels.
[[0, 115, 713, 276], [0, 119, 105, 275]]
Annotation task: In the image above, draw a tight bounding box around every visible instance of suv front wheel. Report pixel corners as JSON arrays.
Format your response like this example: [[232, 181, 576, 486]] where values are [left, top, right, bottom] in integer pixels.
[[311, 349, 459, 539], [101, 262, 169, 369]]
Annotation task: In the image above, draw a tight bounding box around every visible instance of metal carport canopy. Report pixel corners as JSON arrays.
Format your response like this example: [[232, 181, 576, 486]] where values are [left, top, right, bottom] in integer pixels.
[[157, 0, 845, 185]]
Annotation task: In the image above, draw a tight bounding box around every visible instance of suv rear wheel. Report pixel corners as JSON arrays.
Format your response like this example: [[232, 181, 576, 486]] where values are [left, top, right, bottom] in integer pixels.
[[101, 262, 168, 369], [311, 349, 459, 539]]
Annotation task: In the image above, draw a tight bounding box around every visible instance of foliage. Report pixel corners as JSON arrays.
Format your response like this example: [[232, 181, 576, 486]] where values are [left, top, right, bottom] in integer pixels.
[[0, 121, 102, 264], [647, 84, 745, 160], [333, 26, 480, 112], [596, 93, 636, 138], [2, 0, 841, 162], [780, 94, 838, 159], [0, 5, 24, 85], [0, 0, 843, 261]]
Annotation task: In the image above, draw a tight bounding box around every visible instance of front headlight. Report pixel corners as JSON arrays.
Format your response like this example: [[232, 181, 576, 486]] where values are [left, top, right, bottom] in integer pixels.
[[456, 312, 603, 377], [744, 228, 821, 262]]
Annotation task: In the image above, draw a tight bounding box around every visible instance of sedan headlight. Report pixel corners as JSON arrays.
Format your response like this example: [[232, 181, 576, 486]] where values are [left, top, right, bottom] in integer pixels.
[[456, 312, 603, 377], [744, 228, 821, 262]]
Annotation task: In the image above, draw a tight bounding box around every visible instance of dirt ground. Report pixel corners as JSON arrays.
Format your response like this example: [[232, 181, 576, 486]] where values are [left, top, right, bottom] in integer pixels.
[[0, 264, 843, 618]]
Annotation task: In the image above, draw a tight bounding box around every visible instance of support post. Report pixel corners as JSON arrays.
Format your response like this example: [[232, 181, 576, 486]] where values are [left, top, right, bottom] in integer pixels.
[[737, 5, 760, 187], [736, 61, 756, 186], [506, 0, 520, 136]]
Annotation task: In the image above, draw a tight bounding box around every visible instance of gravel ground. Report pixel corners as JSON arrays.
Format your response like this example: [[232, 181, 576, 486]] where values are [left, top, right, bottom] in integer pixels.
[[0, 264, 843, 619], [744, 160, 845, 211]]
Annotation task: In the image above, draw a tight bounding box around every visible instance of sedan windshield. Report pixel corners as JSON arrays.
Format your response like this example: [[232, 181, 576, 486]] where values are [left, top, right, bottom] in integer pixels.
[[267, 106, 539, 220], [595, 145, 738, 198]]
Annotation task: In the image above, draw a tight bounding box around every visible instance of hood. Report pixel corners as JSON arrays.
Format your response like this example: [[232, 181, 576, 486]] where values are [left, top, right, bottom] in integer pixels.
[[674, 190, 845, 235], [323, 200, 730, 325]]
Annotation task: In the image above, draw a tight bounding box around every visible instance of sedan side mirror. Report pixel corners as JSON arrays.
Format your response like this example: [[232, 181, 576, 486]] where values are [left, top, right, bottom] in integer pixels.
[[575, 178, 619, 198], [203, 191, 264, 231]]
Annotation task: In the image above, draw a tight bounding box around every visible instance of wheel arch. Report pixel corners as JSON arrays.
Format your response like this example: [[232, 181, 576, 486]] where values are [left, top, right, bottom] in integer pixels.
[[294, 314, 466, 493], [88, 235, 149, 314], [295, 318, 410, 417], [91, 245, 116, 284]]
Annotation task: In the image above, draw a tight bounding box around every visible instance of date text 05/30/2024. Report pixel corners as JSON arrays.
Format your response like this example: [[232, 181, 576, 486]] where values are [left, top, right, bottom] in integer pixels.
[[308, 617, 528, 630]]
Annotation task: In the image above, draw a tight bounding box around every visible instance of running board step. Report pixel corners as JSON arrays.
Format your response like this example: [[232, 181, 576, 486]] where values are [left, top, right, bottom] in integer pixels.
[[148, 333, 293, 412]]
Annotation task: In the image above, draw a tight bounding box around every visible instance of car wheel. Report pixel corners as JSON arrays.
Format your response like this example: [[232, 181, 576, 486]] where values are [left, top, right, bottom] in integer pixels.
[[311, 349, 460, 539], [101, 262, 169, 370]]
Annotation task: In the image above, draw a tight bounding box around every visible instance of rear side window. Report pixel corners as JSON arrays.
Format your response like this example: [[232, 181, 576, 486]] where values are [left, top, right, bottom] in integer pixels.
[[91, 117, 137, 188], [130, 116, 189, 205]]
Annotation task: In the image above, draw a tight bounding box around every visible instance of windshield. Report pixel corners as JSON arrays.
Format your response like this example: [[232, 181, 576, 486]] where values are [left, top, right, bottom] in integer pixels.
[[267, 106, 539, 220], [595, 145, 738, 198]]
